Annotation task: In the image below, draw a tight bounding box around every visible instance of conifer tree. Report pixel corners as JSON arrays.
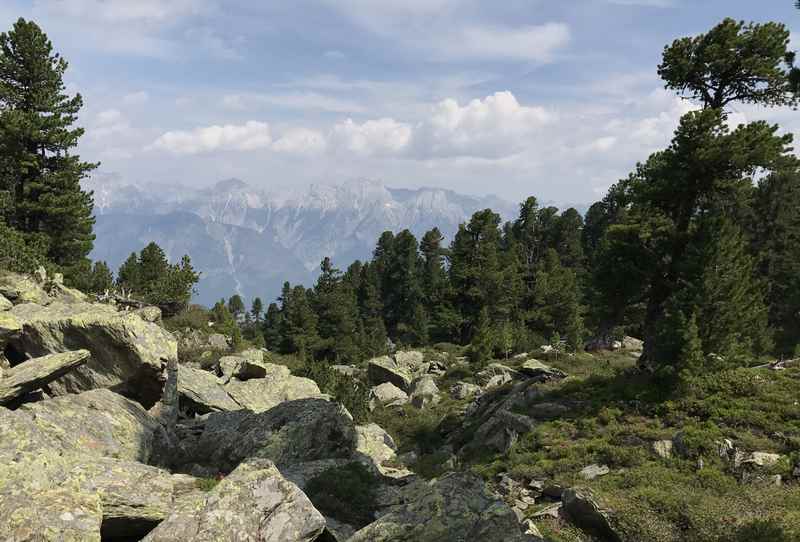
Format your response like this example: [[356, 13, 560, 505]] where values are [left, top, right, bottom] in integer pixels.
[[263, 302, 284, 350], [227, 294, 245, 321], [0, 19, 97, 272], [313, 257, 361, 362], [251, 297, 264, 324]]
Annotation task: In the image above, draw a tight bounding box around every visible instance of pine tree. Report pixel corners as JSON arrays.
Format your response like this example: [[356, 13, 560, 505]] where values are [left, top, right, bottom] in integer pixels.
[[356, 262, 388, 356], [250, 297, 264, 324], [0, 19, 97, 271], [117, 252, 141, 294], [529, 249, 584, 350], [89, 261, 113, 294], [263, 301, 284, 350], [554, 208, 585, 271], [227, 294, 245, 321], [313, 257, 361, 362], [280, 285, 319, 360]]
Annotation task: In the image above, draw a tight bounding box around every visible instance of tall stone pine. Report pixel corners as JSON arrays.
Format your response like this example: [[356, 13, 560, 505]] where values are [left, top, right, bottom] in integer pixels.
[[420, 227, 459, 342], [227, 294, 245, 320], [352, 261, 388, 357], [262, 302, 284, 351], [449, 209, 505, 343], [0, 19, 97, 269], [313, 257, 361, 363], [529, 249, 584, 351], [278, 283, 319, 360], [250, 297, 264, 323], [378, 230, 425, 345], [751, 171, 800, 354]]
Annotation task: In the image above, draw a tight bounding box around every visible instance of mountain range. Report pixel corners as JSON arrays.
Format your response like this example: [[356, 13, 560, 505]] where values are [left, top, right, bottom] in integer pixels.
[[85, 177, 522, 306]]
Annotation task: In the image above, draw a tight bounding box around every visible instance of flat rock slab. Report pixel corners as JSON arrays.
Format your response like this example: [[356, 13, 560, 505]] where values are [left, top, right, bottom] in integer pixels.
[[518, 359, 567, 381], [0, 349, 90, 405], [367, 356, 412, 392], [222, 364, 321, 413], [177, 365, 241, 414]]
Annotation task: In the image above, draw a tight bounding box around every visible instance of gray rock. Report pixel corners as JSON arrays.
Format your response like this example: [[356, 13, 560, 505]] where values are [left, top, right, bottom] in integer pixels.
[[0, 311, 22, 345], [177, 365, 241, 415], [223, 364, 322, 412], [742, 451, 782, 468], [450, 381, 481, 400], [518, 359, 567, 382], [0, 271, 51, 306], [369, 382, 410, 409], [410, 375, 440, 408], [485, 373, 512, 389], [0, 293, 11, 311], [368, 356, 413, 392], [579, 464, 610, 480], [476, 363, 521, 386], [331, 364, 360, 377], [175, 398, 356, 473], [134, 306, 163, 324], [562, 488, 620, 542], [355, 423, 412, 479], [142, 458, 326, 542], [349, 472, 536, 542], [0, 349, 90, 405], [8, 300, 177, 408], [0, 486, 103, 541], [395, 350, 425, 372], [218, 354, 268, 383]]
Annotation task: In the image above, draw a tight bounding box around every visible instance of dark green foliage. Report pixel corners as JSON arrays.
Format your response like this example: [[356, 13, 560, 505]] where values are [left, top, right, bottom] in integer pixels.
[[0, 220, 50, 273], [313, 257, 362, 363], [0, 18, 97, 269], [116, 242, 199, 316], [227, 294, 245, 320], [304, 462, 378, 527], [299, 359, 370, 422]]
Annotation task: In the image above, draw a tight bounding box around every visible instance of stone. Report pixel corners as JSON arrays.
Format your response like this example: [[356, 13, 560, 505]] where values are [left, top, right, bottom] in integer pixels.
[[410, 375, 440, 408], [485, 373, 512, 389], [223, 364, 321, 412], [0, 311, 22, 344], [395, 350, 425, 372], [348, 472, 536, 542], [134, 306, 163, 324], [621, 336, 644, 351], [476, 363, 521, 386], [177, 365, 241, 415], [174, 398, 356, 473], [532, 502, 562, 518], [450, 381, 481, 400], [0, 349, 91, 405], [742, 451, 782, 468], [8, 300, 177, 408], [368, 355, 413, 392], [652, 439, 673, 459], [142, 458, 326, 542], [562, 488, 620, 542], [354, 423, 412, 479], [218, 354, 268, 382], [518, 359, 567, 382], [369, 382, 410, 409], [0, 271, 51, 306], [0, 293, 12, 311], [473, 409, 536, 454], [5, 388, 165, 464], [579, 464, 610, 480], [523, 520, 545, 541], [0, 486, 103, 541]]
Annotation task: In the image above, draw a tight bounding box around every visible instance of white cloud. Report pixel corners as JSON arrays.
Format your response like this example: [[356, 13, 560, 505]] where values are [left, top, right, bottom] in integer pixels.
[[222, 92, 366, 113], [272, 128, 328, 154], [441, 23, 571, 62], [414, 91, 555, 158], [588, 136, 617, 152], [331, 118, 412, 156], [149, 121, 273, 154], [89, 109, 132, 140], [122, 91, 149, 105]]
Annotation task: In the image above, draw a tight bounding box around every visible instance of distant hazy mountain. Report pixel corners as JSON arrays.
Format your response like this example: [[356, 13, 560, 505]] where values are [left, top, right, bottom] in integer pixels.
[[86, 177, 519, 306]]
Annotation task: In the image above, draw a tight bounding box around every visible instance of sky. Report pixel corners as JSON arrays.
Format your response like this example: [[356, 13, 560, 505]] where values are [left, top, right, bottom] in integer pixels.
[[1, 0, 799, 204]]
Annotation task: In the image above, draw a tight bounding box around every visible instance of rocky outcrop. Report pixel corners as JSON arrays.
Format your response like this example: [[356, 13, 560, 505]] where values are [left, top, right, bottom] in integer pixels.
[[222, 363, 322, 412], [175, 398, 356, 473], [349, 472, 537, 541], [0, 292, 13, 311], [6, 300, 177, 408], [218, 353, 268, 383], [0, 271, 51, 306], [142, 458, 326, 542], [177, 364, 241, 415], [562, 488, 620, 542], [450, 381, 481, 400], [476, 363, 521, 387], [368, 355, 413, 392], [518, 359, 567, 381], [0, 349, 90, 405], [410, 375, 441, 408], [0, 486, 104, 542]]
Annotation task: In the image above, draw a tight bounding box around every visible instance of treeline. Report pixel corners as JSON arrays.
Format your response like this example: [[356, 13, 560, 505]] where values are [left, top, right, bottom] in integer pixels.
[[0, 19, 199, 315], [260, 18, 800, 384]]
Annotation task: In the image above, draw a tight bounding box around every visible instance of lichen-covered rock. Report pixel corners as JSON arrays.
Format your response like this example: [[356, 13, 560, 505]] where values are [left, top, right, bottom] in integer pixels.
[[175, 398, 356, 473], [142, 458, 326, 542], [0, 271, 51, 306], [15, 388, 164, 463], [0, 311, 22, 344], [177, 365, 241, 415], [354, 423, 412, 479], [218, 354, 268, 383], [223, 364, 322, 412], [0, 293, 12, 311], [476, 363, 521, 387], [410, 375, 440, 409], [518, 359, 567, 382], [562, 488, 620, 542], [450, 381, 481, 400], [7, 301, 177, 408], [368, 356, 412, 392], [369, 382, 409, 409], [394, 350, 425, 372], [0, 350, 90, 405], [0, 486, 103, 542], [348, 472, 536, 542], [134, 306, 163, 324]]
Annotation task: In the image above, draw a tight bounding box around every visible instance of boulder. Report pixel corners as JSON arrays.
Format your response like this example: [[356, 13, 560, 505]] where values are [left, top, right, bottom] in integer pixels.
[[369, 382, 409, 409], [450, 381, 481, 400], [410, 375, 440, 409], [331, 364, 360, 377], [0, 486, 103, 542], [652, 440, 673, 459], [476, 363, 521, 387], [6, 388, 164, 463], [518, 359, 567, 382], [579, 464, 610, 480], [0, 293, 12, 311], [177, 365, 241, 415], [134, 306, 163, 324], [621, 336, 644, 351], [0, 271, 51, 305], [354, 423, 412, 479], [142, 458, 326, 542], [0, 311, 22, 345], [223, 364, 322, 412], [348, 472, 536, 542], [395, 350, 425, 372], [175, 398, 357, 473], [368, 355, 412, 392], [218, 354, 268, 383], [473, 409, 536, 454], [7, 301, 177, 408], [562, 488, 620, 542], [0, 349, 91, 405], [742, 451, 782, 469]]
